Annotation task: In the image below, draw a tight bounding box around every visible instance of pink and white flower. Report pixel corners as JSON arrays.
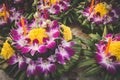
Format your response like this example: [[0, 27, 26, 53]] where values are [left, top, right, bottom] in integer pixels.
[[0, 4, 22, 26], [96, 34, 120, 72], [37, 0, 70, 14], [81, 1, 119, 24]]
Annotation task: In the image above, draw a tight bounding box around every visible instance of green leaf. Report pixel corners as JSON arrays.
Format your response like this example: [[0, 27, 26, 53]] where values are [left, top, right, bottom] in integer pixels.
[[18, 71, 26, 80], [89, 33, 101, 40], [27, 13, 34, 20], [82, 19, 87, 25], [80, 38, 93, 47], [102, 25, 107, 39], [84, 66, 100, 77], [82, 49, 94, 56], [14, 69, 20, 78], [63, 17, 67, 25], [77, 59, 96, 68], [68, 17, 72, 24], [8, 64, 17, 74], [108, 24, 113, 31]]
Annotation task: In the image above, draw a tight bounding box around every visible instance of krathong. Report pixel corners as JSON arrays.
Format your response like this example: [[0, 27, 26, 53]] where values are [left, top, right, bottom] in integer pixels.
[[37, 0, 70, 14], [96, 34, 120, 72], [0, 14, 75, 77], [82, 0, 119, 24]]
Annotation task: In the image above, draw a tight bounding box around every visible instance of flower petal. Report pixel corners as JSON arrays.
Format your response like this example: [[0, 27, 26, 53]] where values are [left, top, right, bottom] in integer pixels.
[[21, 47, 30, 54], [38, 45, 47, 54]]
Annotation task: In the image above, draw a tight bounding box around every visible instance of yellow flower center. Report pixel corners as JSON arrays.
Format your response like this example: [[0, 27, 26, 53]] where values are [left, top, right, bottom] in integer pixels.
[[94, 2, 109, 17], [109, 41, 120, 61], [28, 28, 48, 44], [61, 25, 72, 41], [0, 40, 15, 60]]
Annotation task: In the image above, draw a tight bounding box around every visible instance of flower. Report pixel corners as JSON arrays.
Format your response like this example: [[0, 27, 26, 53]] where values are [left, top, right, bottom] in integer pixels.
[[61, 24, 72, 41], [94, 2, 109, 17], [82, 1, 119, 24], [7, 55, 27, 70], [96, 34, 120, 72], [36, 57, 56, 75], [0, 40, 15, 60], [0, 4, 10, 25], [37, 0, 70, 14], [0, 4, 22, 26], [4, 14, 75, 76]]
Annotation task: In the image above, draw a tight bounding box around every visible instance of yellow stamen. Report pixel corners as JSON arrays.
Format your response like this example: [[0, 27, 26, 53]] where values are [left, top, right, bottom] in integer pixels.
[[20, 17, 27, 36], [105, 38, 112, 55], [28, 28, 48, 44]]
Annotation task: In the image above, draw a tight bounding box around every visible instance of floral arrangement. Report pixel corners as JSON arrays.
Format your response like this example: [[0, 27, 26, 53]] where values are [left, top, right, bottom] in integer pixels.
[[96, 34, 120, 72], [82, 0, 119, 24], [0, 11, 77, 79], [37, 0, 70, 14], [0, 0, 120, 80], [78, 33, 120, 80], [0, 4, 21, 26], [76, 0, 120, 34]]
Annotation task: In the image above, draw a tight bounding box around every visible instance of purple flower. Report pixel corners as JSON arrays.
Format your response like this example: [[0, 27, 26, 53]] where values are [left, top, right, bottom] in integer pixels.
[[27, 61, 37, 77], [7, 55, 27, 70], [56, 45, 75, 64], [81, 2, 119, 24], [95, 34, 120, 72], [36, 58, 56, 75], [49, 5, 60, 14], [0, 4, 22, 26], [37, 0, 70, 15]]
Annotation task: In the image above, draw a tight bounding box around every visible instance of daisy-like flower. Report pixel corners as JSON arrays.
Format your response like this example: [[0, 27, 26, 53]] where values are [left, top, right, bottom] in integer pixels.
[[0, 4, 22, 26], [1, 13, 75, 77], [96, 34, 120, 72], [37, 0, 70, 14], [82, 0, 119, 24]]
